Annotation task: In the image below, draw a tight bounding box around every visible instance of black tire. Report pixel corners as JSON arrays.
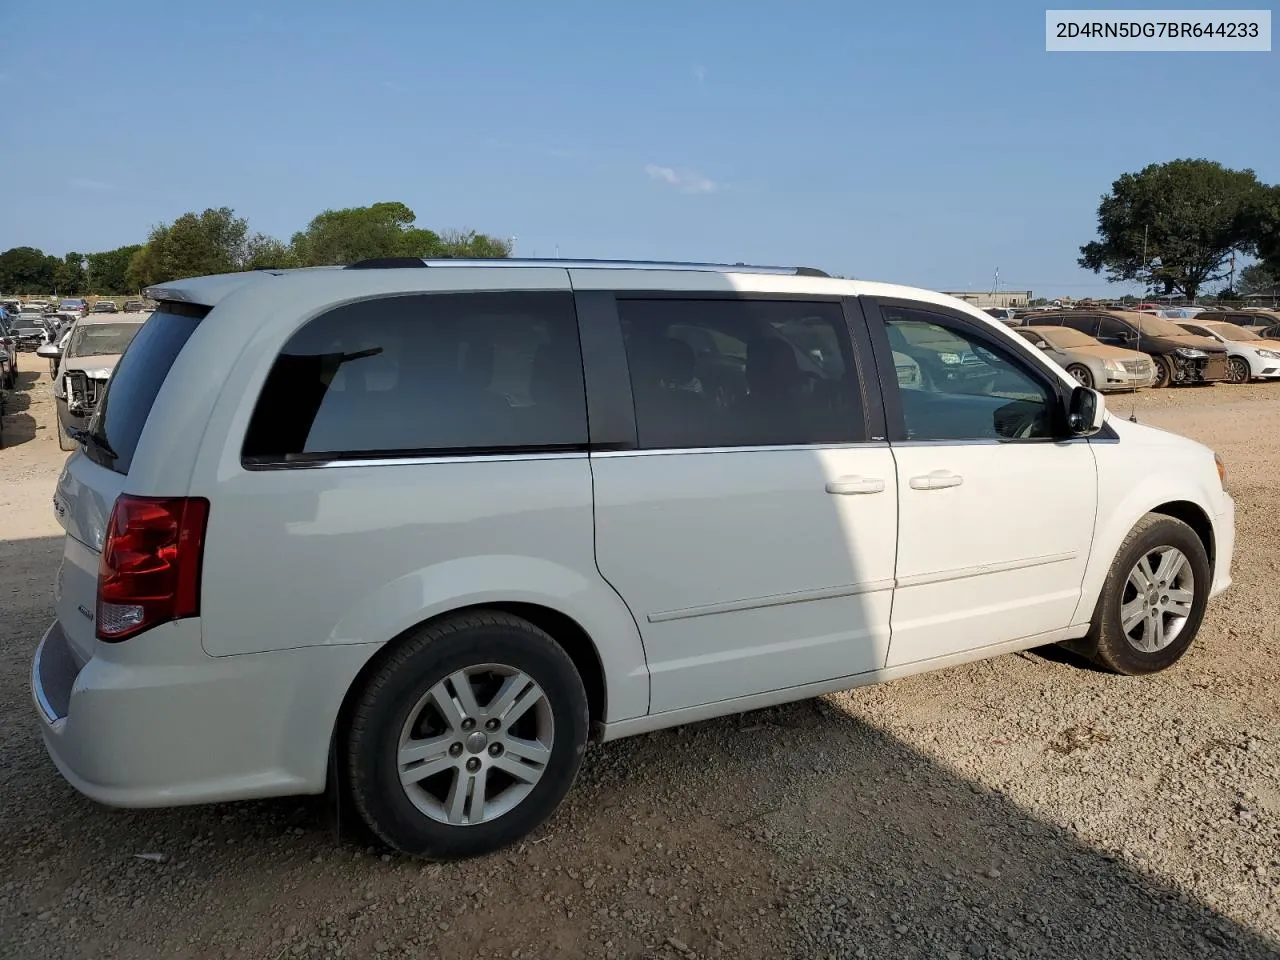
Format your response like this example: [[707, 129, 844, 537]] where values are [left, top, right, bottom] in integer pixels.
[[1226, 356, 1250, 384], [343, 611, 589, 859], [1065, 364, 1094, 389], [55, 415, 75, 451], [1151, 354, 1173, 389], [1070, 514, 1211, 675]]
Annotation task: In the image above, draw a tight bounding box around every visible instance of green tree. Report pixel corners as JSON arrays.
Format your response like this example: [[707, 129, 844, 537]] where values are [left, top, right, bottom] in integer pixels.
[[291, 201, 443, 266], [437, 228, 514, 259], [1239, 262, 1280, 297], [129, 207, 252, 287], [1079, 159, 1266, 301], [243, 234, 298, 270], [0, 246, 57, 293], [54, 252, 87, 294], [85, 244, 143, 294]]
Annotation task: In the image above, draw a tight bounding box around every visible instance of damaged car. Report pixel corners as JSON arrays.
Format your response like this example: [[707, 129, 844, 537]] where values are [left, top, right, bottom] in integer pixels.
[[1026, 310, 1228, 387], [51, 311, 147, 450], [1013, 325, 1156, 391]]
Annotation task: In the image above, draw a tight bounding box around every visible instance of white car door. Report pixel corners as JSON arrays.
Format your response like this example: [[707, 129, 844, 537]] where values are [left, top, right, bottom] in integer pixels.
[[870, 300, 1099, 668], [588, 293, 899, 714]]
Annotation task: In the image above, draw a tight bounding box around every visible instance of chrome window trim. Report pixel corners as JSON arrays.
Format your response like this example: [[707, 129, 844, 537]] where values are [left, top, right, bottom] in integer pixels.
[[246, 450, 589, 470], [593, 441, 890, 458]]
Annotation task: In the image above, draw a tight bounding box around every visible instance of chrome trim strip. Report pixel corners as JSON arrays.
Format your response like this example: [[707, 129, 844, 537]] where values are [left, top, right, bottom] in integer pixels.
[[648, 578, 895, 623], [31, 624, 61, 725], [251, 451, 589, 470], [895, 552, 1077, 589], [595, 441, 889, 459]]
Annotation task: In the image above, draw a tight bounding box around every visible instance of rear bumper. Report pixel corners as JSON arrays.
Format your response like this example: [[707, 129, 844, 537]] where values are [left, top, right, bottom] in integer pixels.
[[31, 618, 376, 807]]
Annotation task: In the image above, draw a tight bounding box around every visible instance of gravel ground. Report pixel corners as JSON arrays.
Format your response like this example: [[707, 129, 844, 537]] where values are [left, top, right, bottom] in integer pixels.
[[1, 370, 1278, 960]]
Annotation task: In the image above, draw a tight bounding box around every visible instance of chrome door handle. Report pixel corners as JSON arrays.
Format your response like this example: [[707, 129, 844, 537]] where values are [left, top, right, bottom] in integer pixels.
[[909, 470, 963, 490], [825, 475, 886, 495]]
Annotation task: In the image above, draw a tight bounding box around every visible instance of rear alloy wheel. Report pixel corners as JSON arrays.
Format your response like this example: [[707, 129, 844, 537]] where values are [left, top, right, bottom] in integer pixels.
[[1065, 364, 1094, 389], [1226, 356, 1251, 384], [1068, 513, 1210, 675], [1151, 355, 1173, 389], [343, 611, 589, 859]]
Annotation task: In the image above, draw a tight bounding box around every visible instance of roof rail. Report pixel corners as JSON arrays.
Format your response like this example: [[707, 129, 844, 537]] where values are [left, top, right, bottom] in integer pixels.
[[343, 256, 829, 278]]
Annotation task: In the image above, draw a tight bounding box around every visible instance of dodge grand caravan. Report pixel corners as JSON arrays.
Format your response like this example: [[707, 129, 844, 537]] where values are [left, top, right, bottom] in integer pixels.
[[33, 259, 1235, 859]]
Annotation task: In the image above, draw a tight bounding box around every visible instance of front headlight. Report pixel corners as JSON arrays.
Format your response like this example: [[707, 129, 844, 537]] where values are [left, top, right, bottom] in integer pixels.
[[83, 367, 113, 380], [938, 352, 961, 364], [1257, 349, 1279, 359], [1174, 347, 1206, 359], [1102, 359, 1124, 372]]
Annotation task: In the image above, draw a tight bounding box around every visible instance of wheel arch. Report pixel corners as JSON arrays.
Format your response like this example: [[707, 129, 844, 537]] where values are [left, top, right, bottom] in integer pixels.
[[332, 602, 612, 773], [1149, 499, 1215, 571]]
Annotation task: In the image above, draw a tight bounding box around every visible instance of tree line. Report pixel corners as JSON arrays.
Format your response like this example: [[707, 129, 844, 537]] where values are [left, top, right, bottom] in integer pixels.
[[1080, 160, 1280, 301], [0, 201, 512, 295]]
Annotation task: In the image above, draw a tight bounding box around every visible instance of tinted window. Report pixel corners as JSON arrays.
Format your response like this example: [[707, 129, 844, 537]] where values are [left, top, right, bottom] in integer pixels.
[[617, 298, 863, 449], [1060, 315, 1101, 337], [87, 303, 207, 475], [242, 291, 586, 463], [1095, 317, 1133, 342], [882, 306, 1056, 442]]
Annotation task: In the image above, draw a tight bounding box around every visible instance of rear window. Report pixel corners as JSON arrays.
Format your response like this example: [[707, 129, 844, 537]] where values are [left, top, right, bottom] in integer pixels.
[[86, 303, 207, 474]]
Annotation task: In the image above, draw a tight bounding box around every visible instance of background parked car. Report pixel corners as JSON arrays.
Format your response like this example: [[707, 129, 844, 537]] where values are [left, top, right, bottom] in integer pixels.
[[1176, 319, 1280, 383], [1026, 310, 1228, 387], [90, 299, 118, 314], [58, 298, 89, 317], [1013, 325, 1156, 391], [9, 311, 51, 351], [121, 299, 149, 313], [1198, 309, 1280, 333], [51, 311, 147, 449]]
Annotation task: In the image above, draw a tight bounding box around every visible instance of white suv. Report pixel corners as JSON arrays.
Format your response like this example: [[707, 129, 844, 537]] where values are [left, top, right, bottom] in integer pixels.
[[33, 259, 1235, 859]]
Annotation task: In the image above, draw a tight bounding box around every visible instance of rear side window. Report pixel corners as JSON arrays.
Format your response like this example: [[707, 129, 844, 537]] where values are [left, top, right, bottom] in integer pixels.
[[242, 291, 586, 464], [616, 298, 864, 449], [87, 303, 207, 475]]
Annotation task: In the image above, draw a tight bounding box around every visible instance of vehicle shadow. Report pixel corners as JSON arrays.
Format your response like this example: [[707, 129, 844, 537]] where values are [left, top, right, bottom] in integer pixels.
[[0, 384, 37, 448]]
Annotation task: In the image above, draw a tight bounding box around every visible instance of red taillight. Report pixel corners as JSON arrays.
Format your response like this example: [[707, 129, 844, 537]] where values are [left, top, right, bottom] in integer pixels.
[[96, 495, 210, 642]]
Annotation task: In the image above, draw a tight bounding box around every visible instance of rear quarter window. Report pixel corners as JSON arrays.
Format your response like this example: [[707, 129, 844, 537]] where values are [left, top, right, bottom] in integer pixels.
[[86, 303, 207, 474], [241, 291, 587, 464]]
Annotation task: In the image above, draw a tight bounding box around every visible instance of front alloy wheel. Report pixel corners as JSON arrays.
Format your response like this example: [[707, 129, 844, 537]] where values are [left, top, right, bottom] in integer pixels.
[[1066, 364, 1094, 389], [1067, 513, 1210, 675], [1227, 356, 1250, 384]]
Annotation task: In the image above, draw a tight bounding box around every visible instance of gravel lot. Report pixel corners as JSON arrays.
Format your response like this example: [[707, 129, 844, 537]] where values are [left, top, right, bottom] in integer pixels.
[[2, 369, 1278, 960]]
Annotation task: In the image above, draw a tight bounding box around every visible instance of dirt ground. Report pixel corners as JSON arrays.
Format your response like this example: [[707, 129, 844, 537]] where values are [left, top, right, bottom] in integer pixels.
[[1, 368, 1278, 960]]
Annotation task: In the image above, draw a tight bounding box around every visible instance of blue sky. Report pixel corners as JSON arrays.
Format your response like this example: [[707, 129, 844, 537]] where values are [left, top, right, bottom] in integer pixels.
[[1, 0, 1276, 297]]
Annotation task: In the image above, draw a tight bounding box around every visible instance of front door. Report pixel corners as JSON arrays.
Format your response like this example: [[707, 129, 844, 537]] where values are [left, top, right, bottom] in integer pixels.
[[589, 294, 899, 714], [870, 300, 1099, 668]]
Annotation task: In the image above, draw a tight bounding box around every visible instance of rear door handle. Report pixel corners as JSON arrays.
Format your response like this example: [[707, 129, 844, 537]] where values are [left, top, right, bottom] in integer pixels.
[[825, 475, 886, 495], [909, 470, 964, 491]]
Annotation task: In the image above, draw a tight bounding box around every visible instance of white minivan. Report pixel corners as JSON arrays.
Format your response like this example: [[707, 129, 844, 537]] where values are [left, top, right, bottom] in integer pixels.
[[33, 259, 1234, 859]]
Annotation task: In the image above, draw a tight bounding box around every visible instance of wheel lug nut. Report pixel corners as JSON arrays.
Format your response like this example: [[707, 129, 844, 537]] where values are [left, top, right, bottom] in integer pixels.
[[460, 718, 476, 732], [465, 757, 481, 772], [485, 718, 500, 732], [488, 742, 503, 757], [449, 742, 463, 757]]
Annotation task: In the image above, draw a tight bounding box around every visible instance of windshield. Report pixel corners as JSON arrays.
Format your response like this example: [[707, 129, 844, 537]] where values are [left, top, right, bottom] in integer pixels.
[[1206, 323, 1259, 341], [1131, 313, 1193, 338], [68, 322, 142, 357], [59, 300, 82, 309], [1034, 327, 1095, 348]]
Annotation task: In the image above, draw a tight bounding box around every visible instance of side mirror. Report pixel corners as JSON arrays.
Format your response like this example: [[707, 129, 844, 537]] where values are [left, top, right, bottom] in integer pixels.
[[36, 343, 62, 359], [1067, 385, 1105, 436]]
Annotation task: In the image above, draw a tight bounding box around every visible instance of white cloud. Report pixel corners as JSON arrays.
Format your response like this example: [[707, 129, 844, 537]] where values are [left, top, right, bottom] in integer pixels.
[[69, 178, 115, 191], [644, 164, 719, 194]]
